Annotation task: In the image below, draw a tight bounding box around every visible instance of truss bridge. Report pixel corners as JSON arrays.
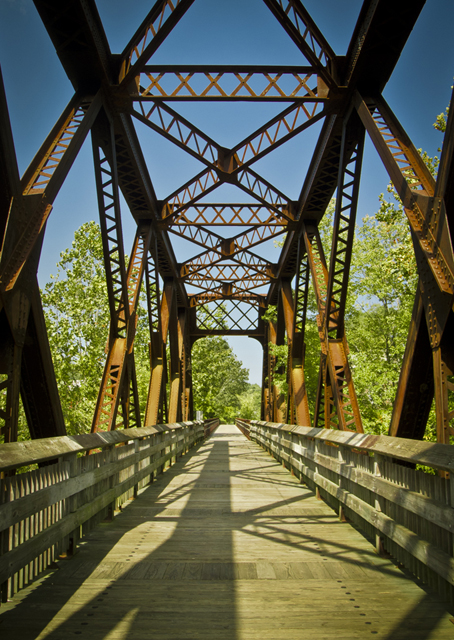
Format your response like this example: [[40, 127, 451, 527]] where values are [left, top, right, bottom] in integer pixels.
[[1, 0, 454, 635]]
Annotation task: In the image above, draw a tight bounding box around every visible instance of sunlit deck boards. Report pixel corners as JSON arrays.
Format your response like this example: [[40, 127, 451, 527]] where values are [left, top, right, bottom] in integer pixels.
[[1, 425, 453, 639]]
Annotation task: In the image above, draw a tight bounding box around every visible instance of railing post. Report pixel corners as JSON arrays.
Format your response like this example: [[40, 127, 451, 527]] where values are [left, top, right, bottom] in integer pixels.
[[133, 439, 140, 499], [106, 445, 116, 522], [450, 473, 454, 558], [338, 446, 347, 522], [0, 474, 12, 603], [374, 453, 385, 555], [314, 439, 322, 501], [65, 453, 80, 556]]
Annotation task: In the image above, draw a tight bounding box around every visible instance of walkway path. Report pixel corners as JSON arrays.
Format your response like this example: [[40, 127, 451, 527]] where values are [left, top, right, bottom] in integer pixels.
[[1, 425, 453, 639]]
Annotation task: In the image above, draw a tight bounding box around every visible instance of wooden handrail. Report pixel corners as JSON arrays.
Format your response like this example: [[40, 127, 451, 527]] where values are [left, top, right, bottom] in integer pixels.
[[0, 421, 205, 472], [0, 419, 216, 603], [238, 419, 454, 607], [248, 420, 454, 472]]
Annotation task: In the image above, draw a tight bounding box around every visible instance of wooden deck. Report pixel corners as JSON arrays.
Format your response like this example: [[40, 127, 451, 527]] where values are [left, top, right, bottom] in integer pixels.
[[1, 425, 453, 639]]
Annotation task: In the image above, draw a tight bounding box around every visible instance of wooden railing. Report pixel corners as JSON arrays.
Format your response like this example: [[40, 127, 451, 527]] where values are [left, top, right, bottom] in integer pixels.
[[236, 419, 454, 606], [204, 418, 220, 437], [235, 418, 251, 439], [0, 419, 217, 603]]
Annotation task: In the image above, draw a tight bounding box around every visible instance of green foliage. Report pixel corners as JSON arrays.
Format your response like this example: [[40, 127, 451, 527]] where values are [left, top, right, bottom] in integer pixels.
[[261, 305, 277, 324], [41, 222, 109, 434], [192, 335, 249, 422], [269, 341, 289, 398], [237, 384, 262, 420], [433, 107, 449, 133]]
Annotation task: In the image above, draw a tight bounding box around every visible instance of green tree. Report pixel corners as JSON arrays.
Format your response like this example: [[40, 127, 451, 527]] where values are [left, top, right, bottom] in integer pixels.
[[237, 383, 262, 420], [345, 191, 418, 434], [191, 335, 249, 422], [41, 222, 110, 434], [41, 221, 150, 434]]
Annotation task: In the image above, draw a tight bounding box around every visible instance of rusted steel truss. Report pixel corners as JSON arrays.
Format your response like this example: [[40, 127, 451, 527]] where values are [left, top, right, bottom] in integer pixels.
[[1, 0, 453, 445]]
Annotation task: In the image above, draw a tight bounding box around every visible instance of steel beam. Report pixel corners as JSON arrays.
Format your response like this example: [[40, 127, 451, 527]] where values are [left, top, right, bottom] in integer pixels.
[[0, 71, 65, 442], [355, 93, 454, 306], [133, 99, 328, 173], [303, 223, 363, 432], [261, 0, 336, 87], [0, 93, 102, 296], [325, 118, 365, 339], [389, 289, 434, 440], [145, 280, 174, 427], [137, 66, 323, 101], [91, 223, 152, 432], [119, 0, 196, 86], [280, 279, 311, 426]]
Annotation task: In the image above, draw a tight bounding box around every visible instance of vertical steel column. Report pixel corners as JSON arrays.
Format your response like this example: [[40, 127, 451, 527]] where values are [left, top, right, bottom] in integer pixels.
[[389, 289, 434, 439], [270, 294, 286, 423], [0, 321, 22, 443], [303, 225, 336, 429], [303, 221, 363, 432], [182, 330, 194, 421], [92, 225, 151, 432], [91, 110, 128, 432], [260, 326, 271, 421], [302, 115, 365, 433], [280, 278, 311, 426], [325, 118, 364, 339], [168, 306, 185, 423], [145, 278, 173, 426], [431, 86, 454, 445], [289, 236, 313, 425], [91, 112, 152, 433]]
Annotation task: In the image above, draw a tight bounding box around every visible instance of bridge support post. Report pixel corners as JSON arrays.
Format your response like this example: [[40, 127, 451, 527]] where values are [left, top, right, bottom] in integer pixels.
[[91, 109, 153, 433], [280, 276, 311, 426], [145, 280, 173, 427], [303, 222, 363, 432], [65, 452, 81, 556], [374, 453, 386, 555], [168, 307, 186, 423]]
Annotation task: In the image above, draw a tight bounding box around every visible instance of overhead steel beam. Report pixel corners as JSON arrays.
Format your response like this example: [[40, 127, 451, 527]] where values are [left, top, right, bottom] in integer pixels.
[[33, 0, 112, 92], [132, 99, 328, 172], [262, 0, 336, 87], [0, 93, 102, 296], [137, 66, 323, 101], [344, 0, 426, 93], [118, 0, 196, 86]]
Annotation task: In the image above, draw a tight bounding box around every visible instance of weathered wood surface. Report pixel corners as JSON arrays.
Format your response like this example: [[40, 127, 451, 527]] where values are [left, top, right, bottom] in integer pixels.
[[0, 421, 209, 601], [240, 419, 454, 606], [0, 421, 206, 472], [0, 425, 453, 639]]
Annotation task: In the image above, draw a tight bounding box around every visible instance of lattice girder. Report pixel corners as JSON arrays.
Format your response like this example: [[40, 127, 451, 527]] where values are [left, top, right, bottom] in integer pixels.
[[2, 0, 453, 445]]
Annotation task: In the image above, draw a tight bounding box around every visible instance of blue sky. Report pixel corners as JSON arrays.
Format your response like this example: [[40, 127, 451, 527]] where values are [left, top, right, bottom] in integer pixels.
[[1, 0, 453, 385]]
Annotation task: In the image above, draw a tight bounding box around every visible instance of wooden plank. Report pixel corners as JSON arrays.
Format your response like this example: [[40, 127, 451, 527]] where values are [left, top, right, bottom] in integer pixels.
[[0, 426, 453, 640]]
